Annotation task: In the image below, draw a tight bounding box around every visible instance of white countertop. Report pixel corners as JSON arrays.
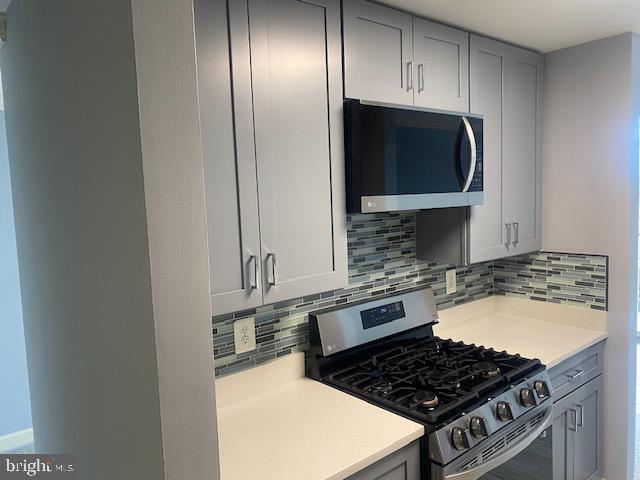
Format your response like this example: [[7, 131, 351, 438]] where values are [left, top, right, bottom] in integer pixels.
[[214, 295, 607, 480], [215, 353, 424, 480], [435, 296, 607, 368]]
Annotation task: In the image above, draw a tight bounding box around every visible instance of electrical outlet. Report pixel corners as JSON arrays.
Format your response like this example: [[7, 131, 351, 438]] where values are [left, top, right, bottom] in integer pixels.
[[446, 269, 457, 295], [234, 317, 256, 354]]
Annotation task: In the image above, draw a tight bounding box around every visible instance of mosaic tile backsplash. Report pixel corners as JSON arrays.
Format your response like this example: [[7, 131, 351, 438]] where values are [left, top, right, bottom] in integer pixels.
[[494, 251, 608, 310], [212, 212, 609, 377], [212, 211, 492, 377]]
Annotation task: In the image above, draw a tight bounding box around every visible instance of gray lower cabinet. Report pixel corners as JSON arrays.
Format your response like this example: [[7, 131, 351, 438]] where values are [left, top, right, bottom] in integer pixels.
[[195, 0, 347, 315], [347, 441, 421, 480], [343, 0, 469, 111], [468, 34, 543, 263], [550, 343, 604, 480]]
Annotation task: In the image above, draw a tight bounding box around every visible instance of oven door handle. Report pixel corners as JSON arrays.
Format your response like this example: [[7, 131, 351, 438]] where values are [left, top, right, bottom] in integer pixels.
[[461, 116, 477, 193], [443, 407, 552, 480]]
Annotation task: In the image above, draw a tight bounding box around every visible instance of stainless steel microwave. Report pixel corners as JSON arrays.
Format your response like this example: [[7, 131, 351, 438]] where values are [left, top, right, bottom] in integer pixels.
[[344, 99, 484, 213]]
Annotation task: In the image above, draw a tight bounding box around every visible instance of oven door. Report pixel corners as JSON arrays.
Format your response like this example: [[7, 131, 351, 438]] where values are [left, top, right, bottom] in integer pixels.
[[344, 99, 483, 213], [432, 406, 552, 480]]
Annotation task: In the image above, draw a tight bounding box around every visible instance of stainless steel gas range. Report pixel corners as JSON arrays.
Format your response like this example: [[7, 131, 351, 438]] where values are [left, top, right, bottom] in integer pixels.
[[307, 288, 553, 480]]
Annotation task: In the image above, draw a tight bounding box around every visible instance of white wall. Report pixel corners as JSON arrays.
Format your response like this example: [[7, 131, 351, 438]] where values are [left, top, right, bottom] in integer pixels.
[[1, 0, 219, 478], [543, 33, 639, 480]]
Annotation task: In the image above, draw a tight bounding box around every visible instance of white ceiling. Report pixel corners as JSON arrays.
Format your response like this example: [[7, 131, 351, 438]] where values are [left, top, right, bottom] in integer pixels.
[[380, 0, 640, 52]]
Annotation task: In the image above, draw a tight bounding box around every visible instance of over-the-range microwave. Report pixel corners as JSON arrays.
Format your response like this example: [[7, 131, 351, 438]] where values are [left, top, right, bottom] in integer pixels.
[[344, 99, 484, 213]]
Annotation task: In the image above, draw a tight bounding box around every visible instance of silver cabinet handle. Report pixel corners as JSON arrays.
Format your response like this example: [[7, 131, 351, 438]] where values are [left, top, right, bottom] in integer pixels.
[[505, 223, 512, 246], [569, 408, 578, 432], [461, 116, 477, 192], [576, 404, 584, 429], [406, 61, 413, 91], [248, 255, 259, 290], [266, 252, 277, 287], [566, 369, 584, 381], [513, 221, 519, 246], [417, 63, 424, 92]]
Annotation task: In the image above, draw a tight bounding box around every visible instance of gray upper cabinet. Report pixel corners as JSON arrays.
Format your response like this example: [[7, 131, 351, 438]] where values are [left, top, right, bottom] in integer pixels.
[[197, 0, 347, 315], [344, 0, 470, 111], [468, 35, 509, 263], [505, 46, 543, 256], [343, 0, 414, 105], [413, 18, 469, 111], [249, 0, 347, 304], [469, 35, 543, 262], [195, 0, 263, 316]]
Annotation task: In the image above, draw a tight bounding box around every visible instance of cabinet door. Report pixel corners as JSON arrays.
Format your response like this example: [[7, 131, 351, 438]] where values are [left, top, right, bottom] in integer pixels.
[[552, 401, 575, 480], [343, 0, 414, 105], [413, 18, 469, 111], [195, 0, 263, 316], [347, 441, 420, 480], [249, 0, 347, 304], [468, 35, 509, 263], [572, 377, 603, 480], [505, 47, 543, 255]]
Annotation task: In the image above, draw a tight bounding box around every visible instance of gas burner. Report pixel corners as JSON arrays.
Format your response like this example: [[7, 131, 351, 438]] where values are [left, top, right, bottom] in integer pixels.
[[324, 336, 540, 424], [413, 390, 439, 408], [476, 360, 501, 378], [366, 381, 393, 395]]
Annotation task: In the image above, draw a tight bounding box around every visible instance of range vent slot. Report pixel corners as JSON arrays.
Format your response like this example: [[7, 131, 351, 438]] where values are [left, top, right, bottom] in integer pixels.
[[481, 438, 505, 461], [529, 412, 545, 428], [506, 424, 527, 444], [460, 457, 479, 471]]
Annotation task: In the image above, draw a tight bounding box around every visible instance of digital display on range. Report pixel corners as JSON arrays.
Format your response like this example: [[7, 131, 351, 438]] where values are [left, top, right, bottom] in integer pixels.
[[361, 301, 406, 330]]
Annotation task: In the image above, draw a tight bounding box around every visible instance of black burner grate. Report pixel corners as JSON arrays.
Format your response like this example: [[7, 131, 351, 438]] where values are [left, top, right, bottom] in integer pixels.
[[326, 337, 541, 425]]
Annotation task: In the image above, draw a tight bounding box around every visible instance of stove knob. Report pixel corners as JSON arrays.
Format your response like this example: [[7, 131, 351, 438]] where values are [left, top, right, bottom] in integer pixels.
[[470, 417, 487, 439], [451, 427, 469, 450], [520, 388, 536, 407], [534, 380, 550, 399], [496, 401, 514, 422]]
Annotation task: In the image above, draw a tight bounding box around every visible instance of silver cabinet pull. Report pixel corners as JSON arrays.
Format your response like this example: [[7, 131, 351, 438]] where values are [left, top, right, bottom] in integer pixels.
[[461, 116, 477, 193], [576, 404, 584, 429], [417, 63, 424, 92], [266, 252, 277, 287], [248, 255, 259, 290], [513, 221, 519, 246], [505, 223, 512, 246], [566, 369, 584, 381], [406, 61, 413, 91], [569, 408, 578, 432]]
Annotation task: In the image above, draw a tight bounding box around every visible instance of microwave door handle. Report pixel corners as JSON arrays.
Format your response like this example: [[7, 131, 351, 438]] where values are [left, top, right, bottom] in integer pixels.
[[461, 116, 477, 193]]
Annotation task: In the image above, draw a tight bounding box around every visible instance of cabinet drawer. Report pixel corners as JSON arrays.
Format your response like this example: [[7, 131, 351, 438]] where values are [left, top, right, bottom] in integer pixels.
[[548, 342, 604, 401], [346, 441, 421, 480]]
